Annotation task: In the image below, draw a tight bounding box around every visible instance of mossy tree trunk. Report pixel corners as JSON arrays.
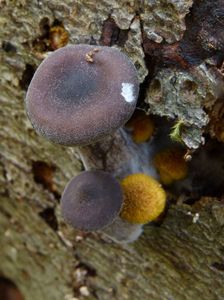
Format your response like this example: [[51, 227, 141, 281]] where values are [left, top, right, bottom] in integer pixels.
[[1, 1, 224, 299]]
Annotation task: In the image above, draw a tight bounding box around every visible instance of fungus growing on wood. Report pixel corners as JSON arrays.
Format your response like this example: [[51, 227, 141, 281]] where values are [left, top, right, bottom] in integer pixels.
[[25, 44, 139, 146], [61, 170, 123, 231], [120, 173, 166, 224], [25, 44, 163, 243], [61, 171, 166, 243], [153, 148, 188, 185], [126, 111, 155, 143], [25, 44, 140, 177]]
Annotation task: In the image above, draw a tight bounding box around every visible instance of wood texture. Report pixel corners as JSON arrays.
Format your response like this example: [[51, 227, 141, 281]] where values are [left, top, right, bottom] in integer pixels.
[[1, 1, 224, 299]]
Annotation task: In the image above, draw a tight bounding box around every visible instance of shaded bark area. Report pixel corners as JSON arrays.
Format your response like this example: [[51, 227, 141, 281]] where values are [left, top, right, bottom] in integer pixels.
[[0, 196, 74, 300], [75, 203, 224, 300], [1, 194, 224, 300], [1, 0, 224, 299]]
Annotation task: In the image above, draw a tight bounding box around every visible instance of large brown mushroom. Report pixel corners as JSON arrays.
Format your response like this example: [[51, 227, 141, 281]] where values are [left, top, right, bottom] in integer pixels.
[[25, 44, 139, 146], [25, 44, 144, 178]]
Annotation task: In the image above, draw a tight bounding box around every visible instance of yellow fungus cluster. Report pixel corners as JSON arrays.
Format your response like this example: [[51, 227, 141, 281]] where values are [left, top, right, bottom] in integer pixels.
[[126, 111, 154, 143], [49, 25, 69, 50], [153, 148, 188, 185], [120, 173, 166, 224], [214, 122, 224, 143]]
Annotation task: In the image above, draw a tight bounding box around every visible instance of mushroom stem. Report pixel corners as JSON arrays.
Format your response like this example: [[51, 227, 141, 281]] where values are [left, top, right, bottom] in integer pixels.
[[74, 128, 158, 179], [101, 216, 143, 244], [70, 129, 156, 243], [72, 128, 160, 244]]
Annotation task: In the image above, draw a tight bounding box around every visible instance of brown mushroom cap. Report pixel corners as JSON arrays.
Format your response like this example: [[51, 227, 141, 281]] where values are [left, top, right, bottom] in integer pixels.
[[25, 45, 139, 145], [61, 170, 123, 231]]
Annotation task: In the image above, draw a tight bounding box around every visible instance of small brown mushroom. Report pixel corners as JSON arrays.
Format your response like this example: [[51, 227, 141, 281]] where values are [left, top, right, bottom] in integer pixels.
[[61, 170, 143, 243], [61, 170, 123, 231], [60, 170, 166, 244]]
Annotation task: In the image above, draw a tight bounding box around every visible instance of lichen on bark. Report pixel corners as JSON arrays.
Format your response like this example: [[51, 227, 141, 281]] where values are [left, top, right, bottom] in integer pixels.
[[1, 0, 224, 299]]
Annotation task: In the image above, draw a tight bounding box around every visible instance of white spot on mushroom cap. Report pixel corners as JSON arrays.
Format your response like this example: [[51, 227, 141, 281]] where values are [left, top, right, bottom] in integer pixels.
[[121, 83, 135, 103]]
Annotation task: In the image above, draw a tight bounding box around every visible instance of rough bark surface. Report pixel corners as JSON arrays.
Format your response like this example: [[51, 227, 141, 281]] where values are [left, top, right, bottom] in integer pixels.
[[1, 1, 224, 299]]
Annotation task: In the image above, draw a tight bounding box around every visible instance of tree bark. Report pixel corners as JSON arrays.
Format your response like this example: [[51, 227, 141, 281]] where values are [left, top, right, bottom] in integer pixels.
[[1, 0, 224, 299]]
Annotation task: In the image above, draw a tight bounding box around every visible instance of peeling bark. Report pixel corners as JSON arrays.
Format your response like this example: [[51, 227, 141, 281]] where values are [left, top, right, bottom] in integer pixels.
[[1, 1, 224, 299]]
